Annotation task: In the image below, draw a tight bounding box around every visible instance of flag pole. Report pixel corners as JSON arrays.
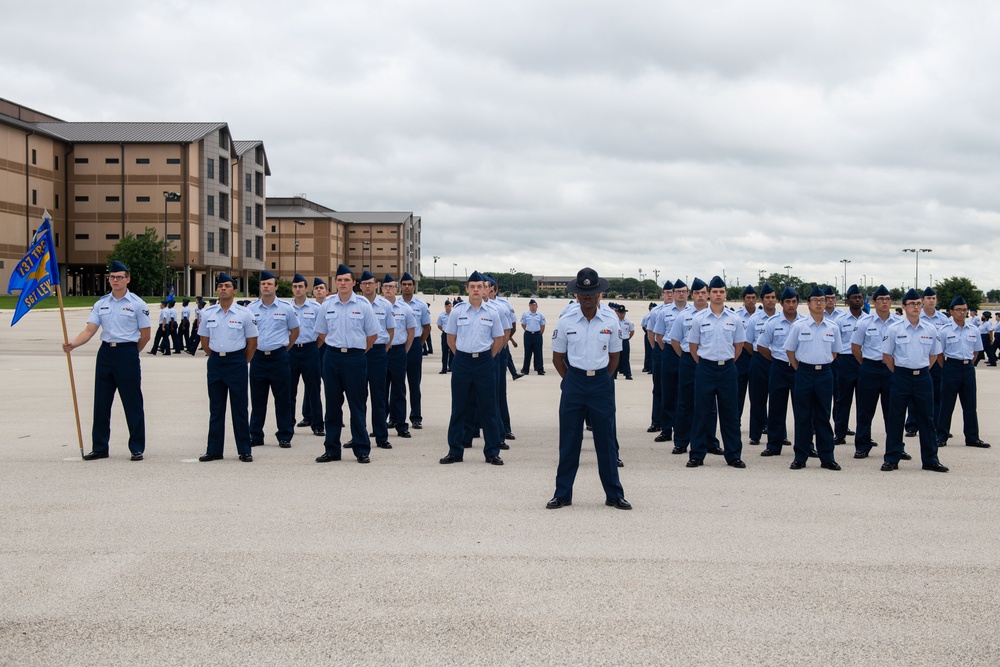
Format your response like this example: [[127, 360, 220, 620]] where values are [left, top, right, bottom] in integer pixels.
[[56, 283, 85, 458]]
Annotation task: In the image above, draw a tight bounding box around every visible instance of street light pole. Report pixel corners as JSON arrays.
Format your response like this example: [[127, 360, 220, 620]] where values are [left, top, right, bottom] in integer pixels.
[[433, 255, 440, 300], [840, 259, 851, 295], [452, 262, 457, 282], [162, 191, 181, 298], [293, 219, 304, 277], [902, 248, 932, 289], [784, 266, 792, 285]]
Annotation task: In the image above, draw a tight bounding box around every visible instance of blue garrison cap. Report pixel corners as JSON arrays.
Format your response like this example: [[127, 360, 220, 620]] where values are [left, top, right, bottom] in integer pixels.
[[335, 264, 352, 276], [108, 260, 128, 273], [529, 299, 537, 304], [182, 298, 190, 306], [903, 288, 922, 302], [780, 286, 798, 301], [400, 272, 415, 283], [468, 270, 485, 283], [484, 274, 497, 286], [216, 272, 234, 286], [313, 277, 326, 287], [846, 284, 861, 296], [708, 275, 726, 289], [382, 273, 396, 284], [950, 295, 967, 308], [808, 285, 825, 299], [923, 286, 936, 297], [872, 284, 890, 298], [260, 270, 276, 282], [444, 299, 452, 305], [359, 270, 375, 282], [742, 284, 757, 296], [760, 283, 775, 296], [691, 277, 707, 291], [662, 280, 675, 291], [292, 273, 306, 285], [160, 300, 168, 306], [823, 285, 836, 296], [673, 279, 687, 289]]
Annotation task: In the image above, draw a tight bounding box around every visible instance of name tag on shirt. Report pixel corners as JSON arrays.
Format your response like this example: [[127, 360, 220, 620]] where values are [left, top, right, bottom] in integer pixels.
[[205, 318, 219, 329], [99, 305, 111, 313], [302, 311, 316, 319], [798, 331, 813, 341], [274, 312, 286, 320], [896, 333, 910, 343], [823, 332, 836, 342], [227, 319, 243, 330], [457, 316, 470, 326]]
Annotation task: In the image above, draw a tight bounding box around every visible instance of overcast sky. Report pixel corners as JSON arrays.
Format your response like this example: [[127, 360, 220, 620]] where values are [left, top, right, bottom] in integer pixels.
[[4, 1, 1000, 291]]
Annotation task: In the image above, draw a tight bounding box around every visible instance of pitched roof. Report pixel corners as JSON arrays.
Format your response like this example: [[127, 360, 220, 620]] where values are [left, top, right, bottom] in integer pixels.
[[33, 121, 229, 145], [331, 211, 413, 224], [233, 140, 271, 176], [266, 205, 344, 222]]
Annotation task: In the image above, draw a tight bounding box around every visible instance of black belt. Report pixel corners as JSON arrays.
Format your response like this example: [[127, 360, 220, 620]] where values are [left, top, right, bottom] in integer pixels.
[[328, 347, 365, 354], [102, 341, 136, 348], [293, 341, 317, 348], [211, 348, 246, 357], [567, 365, 609, 377], [456, 350, 490, 359], [944, 358, 972, 365], [701, 359, 734, 366], [773, 359, 790, 366], [863, 358, 886, 366], [798, 363, 832, 371], [255, 348, 287, 356], [895, 366, 928, 376]]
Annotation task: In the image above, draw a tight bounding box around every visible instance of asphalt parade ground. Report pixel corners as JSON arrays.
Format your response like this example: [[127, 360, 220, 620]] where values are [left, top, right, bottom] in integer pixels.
[[2, 297, 998, 666]]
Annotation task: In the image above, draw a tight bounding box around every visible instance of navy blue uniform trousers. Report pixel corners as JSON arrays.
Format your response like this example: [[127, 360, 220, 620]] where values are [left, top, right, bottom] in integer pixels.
[[386, 345, 408, 430], [937, 359, 979, 442], [250, 348, 294, 443], [905, 363, 941, 433], [674, 352, 699, 448], [886, 367, 940, 466], [642, 331, 652, 371], [365, 345, 389, 442], [766, 359, 795, 451], [554, 367, 624, 502], [659, 346, 681, 435], [736, 350, 751, 420], [494, 346, 511, 432], [747, 352, 771, 441], [186, 320, 201, 354], [447, 351, 502, 459], [93, 342, 145, 455], [301, 345, 325, 423], [792, 364, 835, 464], [649, 343, 662, 427], [206, 351, 251, 457], [522, 331, 544, 373], [289, 342, 322, 430], [440, 332, 453, 372], [614, 339, 631, 379], [691, 359, 741, 463], [854, 359, 891, 454], [323, 347, 370, 457], [406, 341, 424, 421], [833, 354, 860, 439]]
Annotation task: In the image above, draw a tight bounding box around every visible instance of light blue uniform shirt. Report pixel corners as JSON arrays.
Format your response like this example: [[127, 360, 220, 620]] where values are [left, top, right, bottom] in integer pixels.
[[834, 310, 863, 354], [436, 310, 450, 328], [181, 305, 191, 321], [403, 296, 431, 327], [520, 310, 546, 332], [688, 307, 745, 361], [921, 309, 950, 332], [248, 298, 299, 351], [745, 310, 776, 352], [784, 318, 841, 365], [734, 305, 756, 330], [882, 319, 942, 369], [200, 303, 258, 353], [559, 302, 579, 318], [445, 300, 503, 353], [758, 313, 807, 362], [551, 307, 622, 371], [494, 296, 516, 328], [316, 293, 379, 349], [291, 298, 322, 344], [367, 295, 395, 346], [851, 312, 899, 361], [87, 291, 151, 343], [668, 305, 701, 352], [937, 320, 982, 361], [617, 316, 634, 340], [389, 298, 417, 346], [484, 298, 511, 330]]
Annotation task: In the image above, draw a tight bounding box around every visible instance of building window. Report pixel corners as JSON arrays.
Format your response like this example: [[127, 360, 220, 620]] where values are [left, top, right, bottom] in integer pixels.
[[31, 149, 37, 165], [255, 236, 263, 260], [54, 155, 59, 170], [246, 239, 252, 258], [271, 244, 276, 252], [74, 158, 89, 164], [219, 229, 229, 256], [255, 146, 264, 165], [207, 195, 215, 217], [271, 262, 276, 269], [207, 232, 215, 253], [166, 234, 180, 241], [207, 158, 215, 180], [135, 158, 150, 164], [377, 230, 384, 234], [55, 194, 59, 209], [106, 196, 120, 202], [245, 173, 252, 191], [219, 157, 228, 185], [75, 234, 89, 240], [167, 158, 180, 165], [255, 171, 263, 196], [75, 195, 89, 202], [256, 204, 264, 229], [32, 190, 37, 205], [136, 196, 151, 203], [271, 225, 276, 233], [106, 234, 120, 240], [219, 193, 229, 221], [245, 206, 251, 225], [219, 130, 228, 150], [106, 157, 119, 164]]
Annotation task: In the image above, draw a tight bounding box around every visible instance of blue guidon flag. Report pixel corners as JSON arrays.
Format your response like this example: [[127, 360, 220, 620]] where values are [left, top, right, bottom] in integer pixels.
[[7, 211, 60, 326]]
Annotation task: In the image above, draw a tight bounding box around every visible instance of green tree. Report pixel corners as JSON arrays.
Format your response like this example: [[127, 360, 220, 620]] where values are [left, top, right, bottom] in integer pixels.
[[108, 227, 173, 297], [986, 289, 1000, 303], [890, 287, 905, 302], [934, 276, 982, 311]]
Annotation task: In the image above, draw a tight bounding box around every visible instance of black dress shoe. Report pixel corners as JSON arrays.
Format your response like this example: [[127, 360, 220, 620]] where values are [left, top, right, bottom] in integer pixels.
[[748, 439, 761, 445], [397, 430, 412, 438], [922, 462, 949, 472], [82, 451, 109, 460], [585, 425, 593, 431], [606, 497, 632, 510], [880, 462, 898, 471], [498, 442, 510, 450], [647, 424, 660, 433], [966, 439, 991, 448], [617, 458, 624, 468], [846, 429, 856, 436], [833, 437, 847, 445], [512, 373, 523, 381], [485, 456, 504, 466], [546, 497, 571, 509], [537, 372, 545, 375], [654, 433, 672, 442], [904, 429, 917, 438], [899, 452, 912, 461], [387, 421, 397, 429], [239, 454, 253, 462], [708, 445, 724, 456], [411, 421, 422, 429], [296, 419, 310, 428], [130, 453, 143, 461], [671, 446, 687, 455], [199, 453, 223, 462], [250, 441, 264, 448], [344, 441, 354, 449], [356, 454, 370, 464], [312, 428, 325, 437], [279, 440, 291, 449], [439, 454, 463, 464], [936, 440, 947, 447], [854, 451, 869, 459], [315, 453, 341, 463], [439, 370, 448, 374], [821, 461, 842, 471], [789, 460, 806, 470], [376, 441, 392, 449], [686, 459, 703, 468], [462, 442, 472, 449], [808, 449, 819, 458], [760, 449, 780, 457], [728, 459, 747, 469], [504, 432, 516, 440]]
